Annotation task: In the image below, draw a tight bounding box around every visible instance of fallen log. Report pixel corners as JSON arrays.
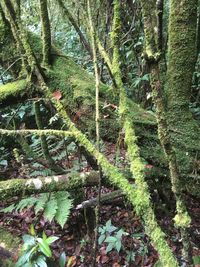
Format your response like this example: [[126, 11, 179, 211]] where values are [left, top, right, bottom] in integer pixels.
[[76, 189, 124, 210], [0, 171, 101, 201]]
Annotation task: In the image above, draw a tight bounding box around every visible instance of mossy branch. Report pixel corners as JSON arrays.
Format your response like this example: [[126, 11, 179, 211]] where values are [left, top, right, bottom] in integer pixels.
[[0, 171, 100, 201]]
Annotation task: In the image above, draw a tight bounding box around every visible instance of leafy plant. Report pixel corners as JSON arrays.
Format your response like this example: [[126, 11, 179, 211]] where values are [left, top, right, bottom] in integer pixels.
[[15, 232, 58, 267], [59, 252, 67, 267], [98, 220, 128, 253], [2, 191, 73, 228], [132, 73, 150, 88], [98, 219, 117, 245], [193, 255, 200, 265], [104, 229, 127, 253], [98, 220, 148, 263]]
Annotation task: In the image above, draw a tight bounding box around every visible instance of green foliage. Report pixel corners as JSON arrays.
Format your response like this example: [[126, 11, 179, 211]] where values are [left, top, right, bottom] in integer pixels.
[[15, 232, 58, 267], [104, 228, 127, 253], [59, 252, 67, 267], [98, 219, 118, 245], [98, 220, 148, 263], [2, 191, 73, 228], [0, 80, 27, 103], [132, 74, 150, 88], [193, 255, 200, 265]]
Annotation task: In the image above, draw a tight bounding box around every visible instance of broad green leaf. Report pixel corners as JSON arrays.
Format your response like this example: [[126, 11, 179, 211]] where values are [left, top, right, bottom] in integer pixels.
[[105, 243, 114, 253], [37, 238, 52, 257], [98, 227, 104, 234], [35, 256, 48, 267], [105, 220, 112, 228], [116, 229, 127, 238], [107, 225, 117, 233], [46, 236, 59, 245], [105, 236, 117, 243], [59, 252, 67, 267], [15, 248, 34, 267], [42, 231, 47, 240], [116, 240, 122, 252], [22, 235, 36, 246], [98, 234, 105, 245], [193, 255, 200, 265]]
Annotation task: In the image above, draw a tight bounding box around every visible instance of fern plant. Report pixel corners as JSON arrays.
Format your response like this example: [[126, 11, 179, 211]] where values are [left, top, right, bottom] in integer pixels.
[[2, 191, 73, 228]]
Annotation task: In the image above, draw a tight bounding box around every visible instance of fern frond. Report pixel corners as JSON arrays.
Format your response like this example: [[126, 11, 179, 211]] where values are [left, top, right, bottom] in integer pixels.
[[15, 197, 37, 211], [55, 191, 73, 228], [1, 203, 15, 213], [34, 193, 49, 214], [52, 150, 67, 161], [43, 194, 58, 222], [1, 191, 73, 227]]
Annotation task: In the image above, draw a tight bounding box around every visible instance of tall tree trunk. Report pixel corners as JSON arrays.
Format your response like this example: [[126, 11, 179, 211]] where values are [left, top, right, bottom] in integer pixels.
[[39, 0, 51, 66], [166, 0, 199, 149]]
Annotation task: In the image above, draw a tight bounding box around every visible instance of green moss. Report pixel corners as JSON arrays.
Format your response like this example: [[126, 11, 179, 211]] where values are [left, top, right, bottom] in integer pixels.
[[140, 0, 158, 58], [166, 0, 200, 160], [0, 228, 20, 252], [174, 212, 191, 229], [0, 79, 27, 103]]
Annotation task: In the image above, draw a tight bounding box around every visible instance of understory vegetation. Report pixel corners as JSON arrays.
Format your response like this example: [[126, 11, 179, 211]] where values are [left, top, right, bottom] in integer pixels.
[[0, 0, 200, 266]]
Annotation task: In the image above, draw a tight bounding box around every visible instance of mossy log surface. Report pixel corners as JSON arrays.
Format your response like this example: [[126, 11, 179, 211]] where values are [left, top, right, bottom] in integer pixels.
[[0, 171, 101, 201], [0, 227, 20, 265]]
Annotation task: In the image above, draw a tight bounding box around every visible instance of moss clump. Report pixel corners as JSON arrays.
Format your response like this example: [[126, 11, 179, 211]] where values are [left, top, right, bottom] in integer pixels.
[[0, 228, 20, 251], [46, 56, 157, 141], [0, 79, 27, 103], [174, 212, 191, 229]]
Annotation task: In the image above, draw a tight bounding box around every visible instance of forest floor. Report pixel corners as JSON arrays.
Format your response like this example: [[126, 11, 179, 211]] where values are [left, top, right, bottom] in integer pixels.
[[0, 143, 200, 267]]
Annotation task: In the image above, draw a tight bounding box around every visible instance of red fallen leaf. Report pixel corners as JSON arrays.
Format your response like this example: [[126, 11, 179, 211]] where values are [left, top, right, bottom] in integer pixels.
[[52, 90, 62, 100], [73, 111, 82, 122]]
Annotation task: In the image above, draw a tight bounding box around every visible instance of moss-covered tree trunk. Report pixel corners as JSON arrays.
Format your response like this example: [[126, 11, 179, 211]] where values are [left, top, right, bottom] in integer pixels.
[[166, 0, 199, 148], [140, 0, 196, 264]]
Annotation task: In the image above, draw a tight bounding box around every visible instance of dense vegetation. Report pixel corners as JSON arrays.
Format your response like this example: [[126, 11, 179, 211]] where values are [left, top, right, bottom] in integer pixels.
[[0, 0, 200, 266]]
